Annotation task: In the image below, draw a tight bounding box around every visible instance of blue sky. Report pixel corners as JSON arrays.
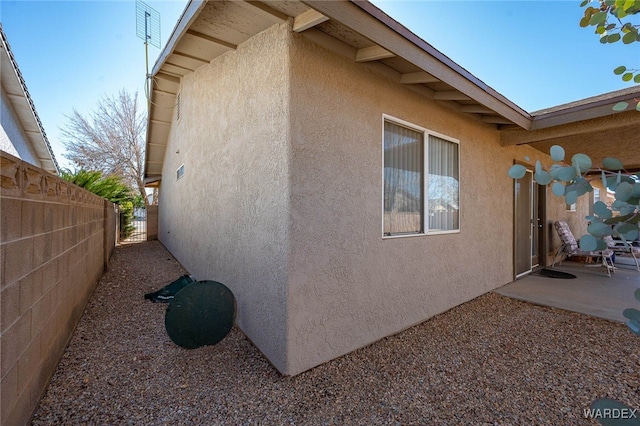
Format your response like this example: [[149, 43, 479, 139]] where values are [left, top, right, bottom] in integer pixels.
[[2, 0, 188, 169], [2, 1, 638, 169], [372, 0, 639, 110]]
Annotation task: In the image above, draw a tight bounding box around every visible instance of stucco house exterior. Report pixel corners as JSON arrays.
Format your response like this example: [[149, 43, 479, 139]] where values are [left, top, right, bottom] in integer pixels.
[[144, 0, 640, 376], [0, 25, 58, 175]]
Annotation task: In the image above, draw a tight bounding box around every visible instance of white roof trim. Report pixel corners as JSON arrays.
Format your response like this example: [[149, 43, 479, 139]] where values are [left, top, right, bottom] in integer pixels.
[[0, 24, 59, 175]]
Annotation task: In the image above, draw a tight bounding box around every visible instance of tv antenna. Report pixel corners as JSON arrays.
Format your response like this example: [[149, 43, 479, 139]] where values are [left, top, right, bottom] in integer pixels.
[[136, 0, 160, 105]]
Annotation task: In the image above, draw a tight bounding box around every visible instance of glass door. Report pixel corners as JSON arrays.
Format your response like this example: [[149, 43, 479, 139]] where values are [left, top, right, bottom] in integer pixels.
[[514, 170, 534, 277]]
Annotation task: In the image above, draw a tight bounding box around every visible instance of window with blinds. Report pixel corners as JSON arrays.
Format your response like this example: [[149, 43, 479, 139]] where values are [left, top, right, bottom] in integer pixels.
[[383, 117, 459, 237], [383, 121, 424, 235]]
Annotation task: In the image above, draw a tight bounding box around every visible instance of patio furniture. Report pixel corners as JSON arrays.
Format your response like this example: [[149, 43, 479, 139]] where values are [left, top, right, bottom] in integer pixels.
[[604, 235, 640, 271], [552, 221, 615, 277]]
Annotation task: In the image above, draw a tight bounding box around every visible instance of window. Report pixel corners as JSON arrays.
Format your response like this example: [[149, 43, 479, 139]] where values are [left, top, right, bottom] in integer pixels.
[[176, 164, 184, 180], [383, 117, 459, 237]]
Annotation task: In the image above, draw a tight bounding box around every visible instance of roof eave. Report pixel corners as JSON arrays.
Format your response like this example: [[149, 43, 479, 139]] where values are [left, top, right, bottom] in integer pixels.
[[150, 0, 208, 77], [529, 85, 640, 130], [0, 25, 59, 175], [144, 0, 207, 181], [302, 0, 533, 129]]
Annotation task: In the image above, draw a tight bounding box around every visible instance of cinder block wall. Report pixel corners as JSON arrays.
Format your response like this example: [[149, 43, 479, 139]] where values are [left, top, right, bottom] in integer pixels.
[[1, 151, 116, 426]]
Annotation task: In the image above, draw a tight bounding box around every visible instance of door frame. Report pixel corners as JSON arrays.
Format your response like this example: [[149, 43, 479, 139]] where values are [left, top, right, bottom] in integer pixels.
[[513, 167, 547, 278]]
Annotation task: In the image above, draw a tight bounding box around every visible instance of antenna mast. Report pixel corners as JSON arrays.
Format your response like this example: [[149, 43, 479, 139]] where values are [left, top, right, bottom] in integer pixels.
[[135, 1, 160, 109]]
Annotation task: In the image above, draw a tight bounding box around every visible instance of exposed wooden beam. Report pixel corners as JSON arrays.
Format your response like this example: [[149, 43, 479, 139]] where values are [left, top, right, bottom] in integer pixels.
[[172, 51, 209, 64], [150, 119, 172, 126], [400, 71, 439, 84], [432, 90, 472, 101], [299, 28, 356, 60], [165, 61, 196, 72], [355, 45, 394, 62], [152, 90, 177, 98], [459, 105, 495, 114], [150, 0, 208, 77], [185, 29, 237, 50], [480, 115, 514, 125], [156, 69, 183, 78], [165, 61, 195, 74], [300, 0, 532, 129], [236, 1, 289, 21], [293, 9, 329, 32], [155, 72, 181, 84]]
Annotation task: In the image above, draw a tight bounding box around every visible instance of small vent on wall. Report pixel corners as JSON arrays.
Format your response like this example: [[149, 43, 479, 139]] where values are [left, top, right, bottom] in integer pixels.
[[176, 164, 185, 180]]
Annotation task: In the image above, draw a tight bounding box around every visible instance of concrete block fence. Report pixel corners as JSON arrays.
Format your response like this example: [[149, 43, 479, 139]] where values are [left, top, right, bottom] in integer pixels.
[[0, 151, 117, 426]]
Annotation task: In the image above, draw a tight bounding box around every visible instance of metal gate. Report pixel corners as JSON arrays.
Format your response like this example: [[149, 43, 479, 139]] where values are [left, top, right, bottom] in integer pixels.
[[120, 206, 147, 242]]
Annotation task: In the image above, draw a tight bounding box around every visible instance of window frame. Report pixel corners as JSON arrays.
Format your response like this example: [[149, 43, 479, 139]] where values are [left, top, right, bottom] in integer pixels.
[[381, 114, 460, 239], [176, 164, 185, 180]]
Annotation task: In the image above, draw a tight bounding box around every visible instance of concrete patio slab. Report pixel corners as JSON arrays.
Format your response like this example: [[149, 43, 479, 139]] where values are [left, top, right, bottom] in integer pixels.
[[494, 261, 640, 323]]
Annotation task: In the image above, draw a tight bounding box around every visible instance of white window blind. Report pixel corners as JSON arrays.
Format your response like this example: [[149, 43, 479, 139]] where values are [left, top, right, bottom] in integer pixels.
[[384, 121, 424, 235], [428, 135, 459, 231]]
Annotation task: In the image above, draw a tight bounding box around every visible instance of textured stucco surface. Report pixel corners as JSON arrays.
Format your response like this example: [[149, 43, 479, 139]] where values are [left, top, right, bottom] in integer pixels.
[[157, 22, 587, 376], [158, 23, 291, 373], [285, 32, 578, 375], [1, 87, 40, 166]]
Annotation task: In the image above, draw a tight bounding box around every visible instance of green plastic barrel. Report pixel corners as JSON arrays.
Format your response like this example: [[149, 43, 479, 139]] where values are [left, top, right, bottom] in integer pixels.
[[165, 280, 236, 349]]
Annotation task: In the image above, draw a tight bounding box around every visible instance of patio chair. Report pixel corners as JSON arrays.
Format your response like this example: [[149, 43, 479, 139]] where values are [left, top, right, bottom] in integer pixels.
[[604, 235, 640, 271], [552, 221, 615, 277]]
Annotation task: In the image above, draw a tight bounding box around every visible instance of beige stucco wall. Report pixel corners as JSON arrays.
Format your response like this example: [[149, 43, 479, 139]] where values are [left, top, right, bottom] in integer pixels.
[[157, 23, 292, 372], [285, 31, 580, 374], [156, 22, 588, 376], [1, 151, 116, 425]]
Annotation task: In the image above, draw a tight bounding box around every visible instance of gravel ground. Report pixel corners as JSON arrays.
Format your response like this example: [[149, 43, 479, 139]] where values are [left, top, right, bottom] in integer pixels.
[[32, 241, 639, 425]]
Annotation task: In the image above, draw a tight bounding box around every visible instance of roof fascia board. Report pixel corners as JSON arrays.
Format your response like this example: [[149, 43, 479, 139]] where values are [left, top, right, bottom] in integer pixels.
[[145, 0, 206, 179], [151, 0, 208, 76], [301, 0, 532, 129], [501, 109, 639, 146], [530, 89, 640, 130], [1, 26, 59, 174]]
